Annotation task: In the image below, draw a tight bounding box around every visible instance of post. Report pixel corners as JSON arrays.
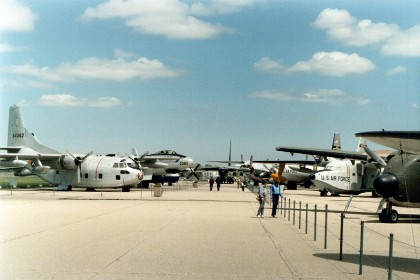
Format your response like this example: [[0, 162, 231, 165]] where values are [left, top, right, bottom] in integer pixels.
[[299, 201, 302, 229], [288, 199, 291, 221], [293, 200, 296, 225], [388, 233, 393, 280], [305, 203, 308, 234], [284, 198, 287, 218], [359, 221, 364, 275], [324, 204, 328, 249], [280, 197, 283, 215], [339, 213, 345, 260], [314, 204, 317, 241]]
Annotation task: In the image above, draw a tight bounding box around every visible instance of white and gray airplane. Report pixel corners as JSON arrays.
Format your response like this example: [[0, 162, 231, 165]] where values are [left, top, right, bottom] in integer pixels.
[[276, 136, 390, 196], [132, 149, 197, 187], [0, 105, 143, 192]]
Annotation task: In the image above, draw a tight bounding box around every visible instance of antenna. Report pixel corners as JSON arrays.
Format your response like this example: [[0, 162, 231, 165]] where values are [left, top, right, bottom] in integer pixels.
[[228, 139, 232, 167]]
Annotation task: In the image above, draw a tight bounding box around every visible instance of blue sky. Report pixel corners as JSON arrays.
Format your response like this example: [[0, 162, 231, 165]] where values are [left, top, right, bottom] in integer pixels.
[[1, 0, 419, 164]]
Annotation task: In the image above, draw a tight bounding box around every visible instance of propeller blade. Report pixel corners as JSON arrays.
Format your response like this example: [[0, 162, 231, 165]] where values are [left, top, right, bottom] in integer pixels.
[[364, 147, 387, 167]]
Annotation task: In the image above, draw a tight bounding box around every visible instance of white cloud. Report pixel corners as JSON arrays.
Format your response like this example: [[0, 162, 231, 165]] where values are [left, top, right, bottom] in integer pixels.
[[6, 52, 183, 82], [254, 52, 375, 77], [314, 8, 420, 57], [253, 57, 285, 73], [80, 0, 255, 39], [39, 94, 121, 108], [249, 90, 295, 101], [381, 25, 420, 57], [0, 0, 37, 32], [300, 89, 371, 105], [249, 88, 370, 106], [386, 66, 407, 76], [313, 8, 399, 47], [0, 43, 22, 53], [412, 103, 420, 110]]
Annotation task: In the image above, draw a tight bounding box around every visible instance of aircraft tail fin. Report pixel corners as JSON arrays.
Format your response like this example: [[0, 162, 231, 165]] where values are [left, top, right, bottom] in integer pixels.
[[331, 133, 341, 150], [8, 105, 59, 154]]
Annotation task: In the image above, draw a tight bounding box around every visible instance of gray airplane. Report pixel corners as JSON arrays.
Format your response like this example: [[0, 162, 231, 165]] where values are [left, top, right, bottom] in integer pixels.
[[356, 131, 420, 223]]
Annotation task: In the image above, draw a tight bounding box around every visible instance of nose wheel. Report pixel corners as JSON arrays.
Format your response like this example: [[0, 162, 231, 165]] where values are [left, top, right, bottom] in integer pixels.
[[378, 202, 399, 223]]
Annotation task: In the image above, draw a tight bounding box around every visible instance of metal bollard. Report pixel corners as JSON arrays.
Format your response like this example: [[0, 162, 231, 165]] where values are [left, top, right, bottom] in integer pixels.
[[288, 199, 291, 221], [293, 200, 296, 225], [280, 197, 283, 215], [388, 233, 393, 280], [305, 203, 308, 234], [359, 221, 364, 275], [284, 198, 287, 218], [299, 201, 302, 229], [314, 204, 317, 241], [339, 213, 345, 260], [324, 204, 328, 249]]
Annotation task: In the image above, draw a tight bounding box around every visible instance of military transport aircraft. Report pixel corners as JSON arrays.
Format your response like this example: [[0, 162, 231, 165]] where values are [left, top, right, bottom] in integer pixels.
[[276, 137, 385, 196], [0, 105, 143, 192], [131, 148, 198, 187], [356, 130, 420, 223]]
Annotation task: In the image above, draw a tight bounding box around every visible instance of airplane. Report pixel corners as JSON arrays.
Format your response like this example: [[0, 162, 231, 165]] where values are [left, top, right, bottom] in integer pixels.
[[0, 105, 144, 192], [356, 130, 420, 223], [131, 149, 198, 188], [276, 136, 388, 196], [201, 140, 250, 183], [234, 133, 342, 189]]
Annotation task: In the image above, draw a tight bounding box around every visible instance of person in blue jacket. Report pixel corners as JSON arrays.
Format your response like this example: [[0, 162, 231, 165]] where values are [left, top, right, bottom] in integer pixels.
[[270, 179, 285, 218]]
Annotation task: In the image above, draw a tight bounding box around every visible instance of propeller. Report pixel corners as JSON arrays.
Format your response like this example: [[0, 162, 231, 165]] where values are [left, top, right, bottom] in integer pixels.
[[187, 163, 201, 180], [68, 151, 94, 183]]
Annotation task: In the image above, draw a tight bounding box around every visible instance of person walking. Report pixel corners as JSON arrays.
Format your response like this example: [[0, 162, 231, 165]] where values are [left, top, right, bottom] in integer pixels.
[[216, 177, 221, 191], [209, 177, 215, 191], [257, 181, 268, 217], [270, 179, 285, 218]]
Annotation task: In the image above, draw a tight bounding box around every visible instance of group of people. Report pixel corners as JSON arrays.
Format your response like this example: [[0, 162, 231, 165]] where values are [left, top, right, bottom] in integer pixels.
[[256, 179, 285, 218], [208, 177, 246, 191]]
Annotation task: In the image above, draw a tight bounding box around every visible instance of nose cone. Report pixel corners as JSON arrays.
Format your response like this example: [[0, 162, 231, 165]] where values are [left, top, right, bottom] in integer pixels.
[[373, 173, 399, 198]]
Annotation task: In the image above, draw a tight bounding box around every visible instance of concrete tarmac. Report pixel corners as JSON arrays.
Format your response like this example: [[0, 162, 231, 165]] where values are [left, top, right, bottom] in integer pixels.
[[0, 182, 419, 279]]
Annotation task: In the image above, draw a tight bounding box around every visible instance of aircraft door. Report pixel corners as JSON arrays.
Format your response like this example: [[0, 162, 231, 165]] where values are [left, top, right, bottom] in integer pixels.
[[349, 163, 362, 191]]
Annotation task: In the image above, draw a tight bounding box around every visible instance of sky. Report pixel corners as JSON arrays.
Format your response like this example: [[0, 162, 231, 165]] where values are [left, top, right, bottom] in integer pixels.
[[0, 0, 419, 165]]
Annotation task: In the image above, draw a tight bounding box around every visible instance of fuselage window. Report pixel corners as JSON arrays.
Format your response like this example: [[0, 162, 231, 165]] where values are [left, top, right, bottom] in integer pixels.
[[113, 163, 119, 168], [116, 175, 121, 180], [85, 173, 88, 179], [56, 170, 60, 174], [99, 173, 103, 179]]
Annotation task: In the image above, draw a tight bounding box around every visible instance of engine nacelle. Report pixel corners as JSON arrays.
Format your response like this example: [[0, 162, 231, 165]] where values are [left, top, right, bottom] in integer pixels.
[[59, 155, 79, 170], [15, 169, 34, 176]]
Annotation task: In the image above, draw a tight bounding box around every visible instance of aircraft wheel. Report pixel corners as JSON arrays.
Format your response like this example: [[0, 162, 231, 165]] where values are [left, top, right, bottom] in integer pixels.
[[287, 182, 297, 190], [379, 210, 388, 223], [389, 210, 399, 223], [320, 190, 328, 197], [122, 186, 130, 192], [379, 209, 399, 223], [67, 186, 72, 191]]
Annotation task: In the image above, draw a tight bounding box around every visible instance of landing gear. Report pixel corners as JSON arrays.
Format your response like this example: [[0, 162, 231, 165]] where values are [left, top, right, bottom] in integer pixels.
[[286, 182, 297, 190], [320, 189, 328, 197], [122, 186, 131, 192], [378, 200, 399, 223]]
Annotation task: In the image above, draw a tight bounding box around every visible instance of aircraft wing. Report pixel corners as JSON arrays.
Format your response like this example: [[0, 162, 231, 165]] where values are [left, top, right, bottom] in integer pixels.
[[253, 160, 316, 165], [355, 131, 420, 154], [0, 153, 61, 160], [275, 146, 368, 161], [207, 160, 244, 164]]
